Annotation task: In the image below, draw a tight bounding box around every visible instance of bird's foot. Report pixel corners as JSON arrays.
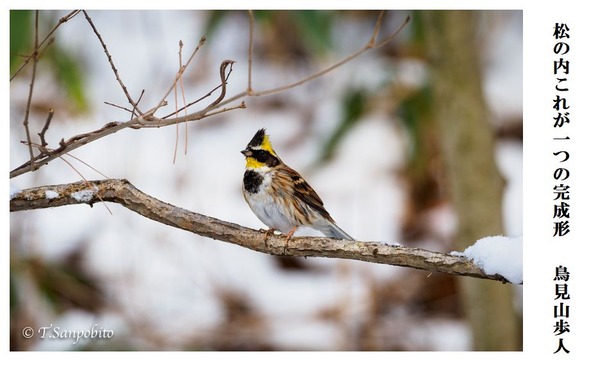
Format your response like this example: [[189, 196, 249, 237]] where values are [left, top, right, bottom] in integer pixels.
[[283, 226, 299, 254]]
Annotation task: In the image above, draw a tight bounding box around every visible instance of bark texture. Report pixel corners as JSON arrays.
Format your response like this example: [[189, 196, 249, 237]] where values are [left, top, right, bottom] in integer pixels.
[[10, 178, 513, 283]]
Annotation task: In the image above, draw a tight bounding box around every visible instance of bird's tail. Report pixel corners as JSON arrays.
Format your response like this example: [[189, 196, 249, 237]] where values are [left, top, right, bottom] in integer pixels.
[[321, 221, 354, 241]]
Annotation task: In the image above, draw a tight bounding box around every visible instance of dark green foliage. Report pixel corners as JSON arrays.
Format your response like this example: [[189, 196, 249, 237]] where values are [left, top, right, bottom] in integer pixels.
[[46, 44, 88, 112], [10, 10, 88, 113], [10, 10, 33, 73], [318, 88, 367, 164]]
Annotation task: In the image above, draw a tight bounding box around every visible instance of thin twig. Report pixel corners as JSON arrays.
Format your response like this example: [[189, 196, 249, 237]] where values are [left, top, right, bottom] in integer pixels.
[[368, 11, 386, 47], [55, 157, 112, 214], [64, 152, 110, 180], [38, 108, 55, 147], [173, 51, 181, 164], [161, 64, 234, 120], [247, 10, 255, 94], [147, 36, 206, 118], [172, 40, 191, 162], [11, 118, 127, 178], [178, 41, 189, 156], [22, 11, 40, 171], [11, 12, 410, 179], [371, 13, 411, 49], [201, 101, 246, 118], [250, 13, 411, 97], [207, 60, 235, 108], [138, 59, 236, 126], [103, 101, 135, 115], [82, 10, 143, 116], [10, 10, 80, 81], [214, 12, 410, 109], [132, 90, 145, 120]]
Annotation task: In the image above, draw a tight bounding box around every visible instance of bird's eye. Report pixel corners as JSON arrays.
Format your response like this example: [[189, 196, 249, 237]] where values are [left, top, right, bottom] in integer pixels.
[[254, 150, 269, 163]]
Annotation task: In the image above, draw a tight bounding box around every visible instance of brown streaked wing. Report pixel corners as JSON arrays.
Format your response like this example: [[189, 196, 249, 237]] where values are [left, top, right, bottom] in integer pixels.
[[275, 164, 333, 221]]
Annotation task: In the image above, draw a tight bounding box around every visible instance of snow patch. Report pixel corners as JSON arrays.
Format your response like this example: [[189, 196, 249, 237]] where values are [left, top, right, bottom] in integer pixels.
[[455, 235, 523, 284], [10, 185, 21, 200], [70, 188, 97, 203], [45, 190, 59, 199]]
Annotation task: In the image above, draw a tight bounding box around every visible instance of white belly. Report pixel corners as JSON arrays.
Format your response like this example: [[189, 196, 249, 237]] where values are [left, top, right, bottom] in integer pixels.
[[244, 174, 296, 233]]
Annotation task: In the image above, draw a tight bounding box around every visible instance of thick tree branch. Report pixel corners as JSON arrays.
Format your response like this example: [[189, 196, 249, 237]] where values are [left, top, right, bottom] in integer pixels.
[[10, 179, 511, 284]]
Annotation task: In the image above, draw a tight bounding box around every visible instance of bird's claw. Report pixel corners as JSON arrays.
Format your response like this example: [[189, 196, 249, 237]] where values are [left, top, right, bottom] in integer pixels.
[[283, 226, 299, 254]]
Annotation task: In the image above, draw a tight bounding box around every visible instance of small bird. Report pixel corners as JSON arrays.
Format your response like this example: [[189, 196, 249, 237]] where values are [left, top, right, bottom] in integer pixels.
[[241, 129, 354, 242]]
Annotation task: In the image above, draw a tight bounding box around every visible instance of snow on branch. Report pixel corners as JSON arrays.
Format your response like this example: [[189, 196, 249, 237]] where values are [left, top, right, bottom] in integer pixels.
[[9, 179, 515, 284]]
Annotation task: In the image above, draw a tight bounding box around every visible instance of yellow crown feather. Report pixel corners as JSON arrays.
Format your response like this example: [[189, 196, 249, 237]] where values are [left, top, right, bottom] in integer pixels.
[[259, 132, 276, 156]]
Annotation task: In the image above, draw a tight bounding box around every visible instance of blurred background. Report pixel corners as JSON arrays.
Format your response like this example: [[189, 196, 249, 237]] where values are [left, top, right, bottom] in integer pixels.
[[10, 10, 522, 351]]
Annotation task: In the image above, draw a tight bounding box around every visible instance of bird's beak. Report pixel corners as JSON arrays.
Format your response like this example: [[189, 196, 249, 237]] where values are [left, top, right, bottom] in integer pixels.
[[241, 149, 252, 157]]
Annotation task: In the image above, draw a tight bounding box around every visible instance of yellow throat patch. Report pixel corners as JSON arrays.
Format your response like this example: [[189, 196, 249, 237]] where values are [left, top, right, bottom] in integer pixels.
[[245, 156, 264, 169]]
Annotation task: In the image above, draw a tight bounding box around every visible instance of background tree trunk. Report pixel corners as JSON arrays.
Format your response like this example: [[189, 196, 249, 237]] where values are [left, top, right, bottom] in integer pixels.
[[421, 10, 520, 350]]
